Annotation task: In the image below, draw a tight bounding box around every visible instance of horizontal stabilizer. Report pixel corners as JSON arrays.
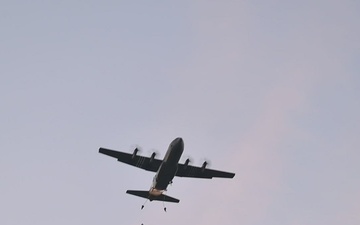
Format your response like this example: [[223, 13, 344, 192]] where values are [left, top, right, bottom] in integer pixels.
[[126, 190, 180, 203], [126, 190, 149, 199]]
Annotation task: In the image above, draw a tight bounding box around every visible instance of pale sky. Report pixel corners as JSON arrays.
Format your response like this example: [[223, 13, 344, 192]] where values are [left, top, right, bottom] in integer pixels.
[[1, 1, 359, 225]]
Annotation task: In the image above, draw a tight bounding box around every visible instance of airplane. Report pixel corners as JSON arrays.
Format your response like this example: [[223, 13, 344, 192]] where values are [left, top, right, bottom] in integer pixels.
[[99, 137, 235, 209]]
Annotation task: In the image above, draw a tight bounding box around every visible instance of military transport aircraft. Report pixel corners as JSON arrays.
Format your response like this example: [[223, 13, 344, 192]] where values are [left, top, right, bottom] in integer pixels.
[[99, 137, 235, 208]]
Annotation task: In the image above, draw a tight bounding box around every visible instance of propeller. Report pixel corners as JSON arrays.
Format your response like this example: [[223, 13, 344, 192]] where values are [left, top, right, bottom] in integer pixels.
[[130, 145, 143, 160], [199, 158, 212, 172], [131, 145, 142, 152], [147, 149, 160, 157], [148, 149, 160, 164], [182, 155, 193, 170]]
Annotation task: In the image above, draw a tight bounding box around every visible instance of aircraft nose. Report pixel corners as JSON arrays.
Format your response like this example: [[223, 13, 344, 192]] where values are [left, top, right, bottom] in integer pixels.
[[176, 137, 183, 143], [174, 137, 184, 147]]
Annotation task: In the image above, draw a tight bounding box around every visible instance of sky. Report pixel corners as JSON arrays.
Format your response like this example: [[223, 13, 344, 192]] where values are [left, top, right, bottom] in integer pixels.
[[1, 1, 359, 225]]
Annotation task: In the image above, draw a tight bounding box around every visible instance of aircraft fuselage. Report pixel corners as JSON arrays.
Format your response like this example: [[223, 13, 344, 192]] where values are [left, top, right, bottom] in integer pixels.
[[149, 137, 184, 196]]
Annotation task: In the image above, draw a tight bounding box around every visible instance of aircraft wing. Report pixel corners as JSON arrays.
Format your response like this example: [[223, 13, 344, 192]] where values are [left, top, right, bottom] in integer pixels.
[[99, 148, 162, 172], [176, 163, 235, 179]]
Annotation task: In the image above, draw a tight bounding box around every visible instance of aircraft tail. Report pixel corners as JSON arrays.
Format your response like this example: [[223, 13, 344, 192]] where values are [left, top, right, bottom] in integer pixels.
[[126, 190, 180, 203]]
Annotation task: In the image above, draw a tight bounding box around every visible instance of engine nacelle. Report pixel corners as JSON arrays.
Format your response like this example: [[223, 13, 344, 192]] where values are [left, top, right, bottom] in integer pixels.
[[201, 161, 208, 172], [183, 158, 190, 170], [132, 148, 139, 160], [150, 152, 156, 164]]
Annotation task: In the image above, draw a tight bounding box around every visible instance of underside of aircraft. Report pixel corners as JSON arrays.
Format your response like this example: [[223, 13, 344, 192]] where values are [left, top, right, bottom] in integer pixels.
[[99, 137, 235, 209]]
